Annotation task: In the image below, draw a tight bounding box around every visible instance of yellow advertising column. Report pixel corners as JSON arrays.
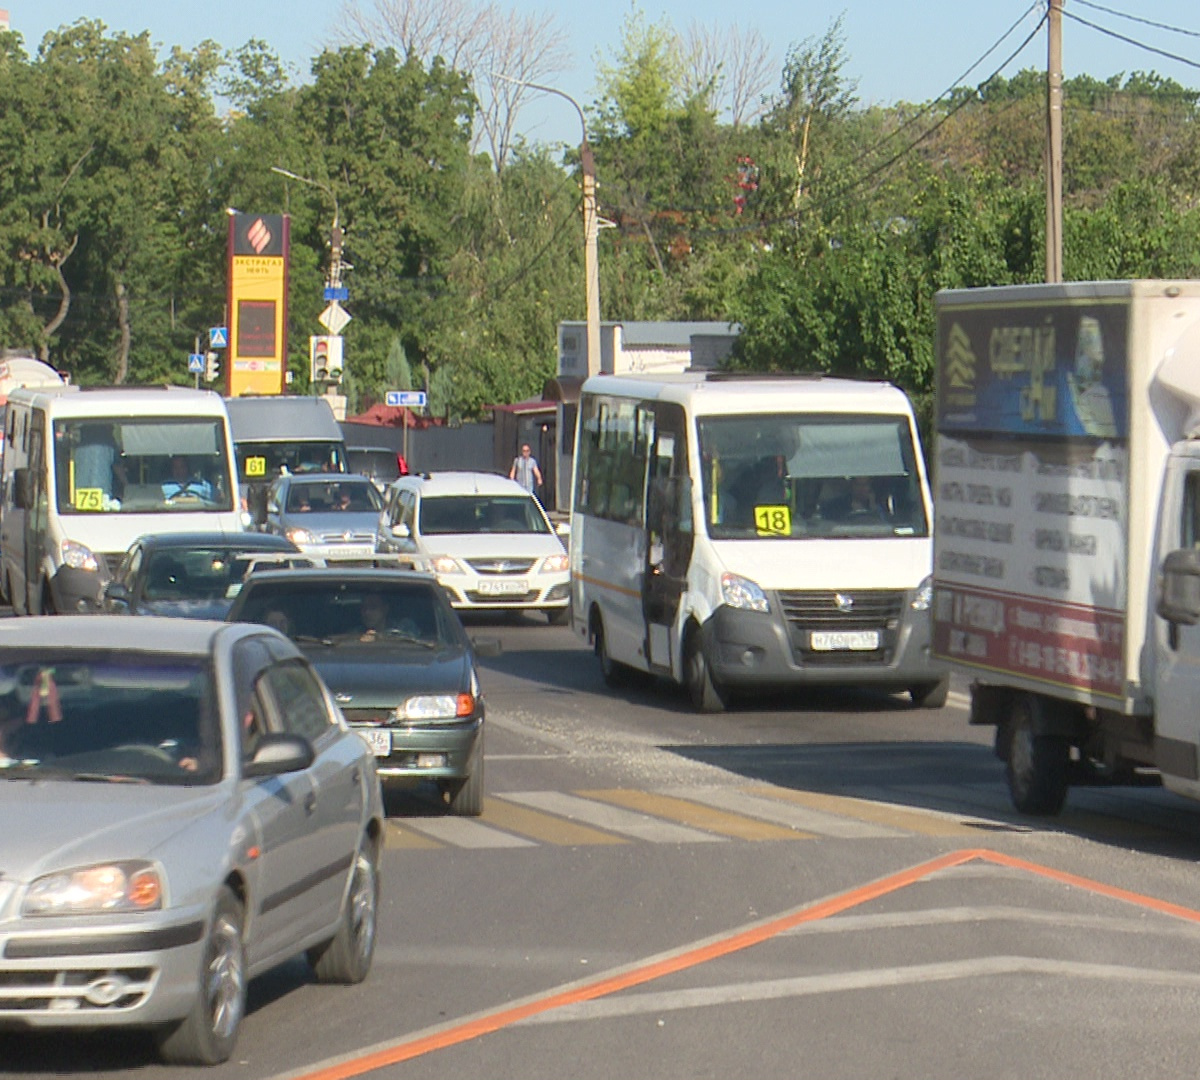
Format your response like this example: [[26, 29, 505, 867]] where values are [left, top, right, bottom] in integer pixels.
[[227, 213, 290, 397]]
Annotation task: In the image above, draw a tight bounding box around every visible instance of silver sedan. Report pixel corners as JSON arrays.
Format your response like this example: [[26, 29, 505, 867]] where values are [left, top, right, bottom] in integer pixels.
[[0, 616, 385, 1065]]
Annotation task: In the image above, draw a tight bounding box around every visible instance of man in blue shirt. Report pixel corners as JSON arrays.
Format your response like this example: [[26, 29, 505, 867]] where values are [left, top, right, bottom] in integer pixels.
[[162, 455, 213, 500]]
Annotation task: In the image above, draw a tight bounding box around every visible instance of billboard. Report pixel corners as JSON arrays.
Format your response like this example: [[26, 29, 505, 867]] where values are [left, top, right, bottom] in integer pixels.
[[227, 213, 290, 397]]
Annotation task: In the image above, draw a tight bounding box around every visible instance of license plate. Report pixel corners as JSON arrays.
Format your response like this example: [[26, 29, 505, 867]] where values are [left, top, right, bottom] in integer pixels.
[[476, 579, 527, 595], [810, 630, 880, 651], [324, 546, 371, 559], [358, 729, 391, 756]]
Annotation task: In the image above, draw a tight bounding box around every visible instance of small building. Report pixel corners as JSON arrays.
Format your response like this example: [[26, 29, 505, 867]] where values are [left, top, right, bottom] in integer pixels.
[[544, 320, 740, 512]]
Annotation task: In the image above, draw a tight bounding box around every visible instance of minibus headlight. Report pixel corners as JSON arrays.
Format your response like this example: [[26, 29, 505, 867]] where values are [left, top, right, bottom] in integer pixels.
[[540, 554, 569, 574], [61, 539, 99, 572], [911, 575, 934, 611], [286, 527, 315, 545], [432, 556, 464, 575], [720, 572, 769, 613]]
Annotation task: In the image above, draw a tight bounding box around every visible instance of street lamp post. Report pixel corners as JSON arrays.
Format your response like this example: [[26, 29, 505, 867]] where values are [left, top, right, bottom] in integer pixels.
[[493, 78, 601, 379], [271, 167, 343, 289]]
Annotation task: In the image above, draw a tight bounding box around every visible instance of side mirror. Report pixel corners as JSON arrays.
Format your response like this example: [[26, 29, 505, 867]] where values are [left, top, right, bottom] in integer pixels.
[[472, 636, 503, 658], [242, 733, 315, 778], [555, 521, 570, 537], [104, 582, 131, 610], [391, 522, 411, 539], [266, 501, 279, 515], [1157, 548, 1200, 625]]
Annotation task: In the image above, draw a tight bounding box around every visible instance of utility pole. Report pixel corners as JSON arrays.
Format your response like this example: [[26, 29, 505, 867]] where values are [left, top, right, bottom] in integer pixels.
[[1046, 0, 1064, 283]]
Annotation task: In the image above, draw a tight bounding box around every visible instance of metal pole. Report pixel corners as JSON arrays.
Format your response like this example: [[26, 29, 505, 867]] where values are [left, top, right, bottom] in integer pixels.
[[1046, 0, 1064, 283], [403, 408, 409, 469]]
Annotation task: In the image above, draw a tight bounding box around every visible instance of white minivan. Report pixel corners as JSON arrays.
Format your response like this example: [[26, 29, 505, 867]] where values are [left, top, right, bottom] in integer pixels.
[[1, 385, 242, 614], [569, 372, 948, 710]]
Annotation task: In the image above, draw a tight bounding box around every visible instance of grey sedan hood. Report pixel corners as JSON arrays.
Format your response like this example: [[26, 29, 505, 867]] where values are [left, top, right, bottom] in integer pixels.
[[0, 781, 227, 880]]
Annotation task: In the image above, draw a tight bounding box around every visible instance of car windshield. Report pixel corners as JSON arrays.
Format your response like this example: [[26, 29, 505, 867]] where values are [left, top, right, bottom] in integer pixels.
[[54, 417, 234, 514], [285, 480, 382, 514], [234, 580, 459, 649], [0, 650, 221, 784], [696, 414, 929, 540], [419, 495, 549, 535]]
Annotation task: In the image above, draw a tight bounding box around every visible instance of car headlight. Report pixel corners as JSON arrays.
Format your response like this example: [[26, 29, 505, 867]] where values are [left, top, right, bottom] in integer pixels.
[[720, 572, 769, 613], [431, 556, 464, 575], [23, 860, 163, 916], [286, 527, 315, 545], [61, 539, 99, 572], [395, 693, 475, 720], [539, 554, 569, 574], [911, 575, 934, 611]]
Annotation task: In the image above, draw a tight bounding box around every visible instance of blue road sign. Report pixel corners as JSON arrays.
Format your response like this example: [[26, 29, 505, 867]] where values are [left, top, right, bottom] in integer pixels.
[[323, 286, 349, 302], [385, 390, 427, 408], [187, 353, 205, 373], [208, 326, 228, 348]]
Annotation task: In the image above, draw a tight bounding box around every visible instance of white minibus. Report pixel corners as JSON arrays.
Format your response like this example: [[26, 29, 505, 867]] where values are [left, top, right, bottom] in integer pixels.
[[569, 372, 948, 711], [1, 385, 242, 614]]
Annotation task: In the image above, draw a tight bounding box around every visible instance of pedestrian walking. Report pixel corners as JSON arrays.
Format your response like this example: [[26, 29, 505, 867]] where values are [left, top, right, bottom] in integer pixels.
[[509, 442, 543, 494]]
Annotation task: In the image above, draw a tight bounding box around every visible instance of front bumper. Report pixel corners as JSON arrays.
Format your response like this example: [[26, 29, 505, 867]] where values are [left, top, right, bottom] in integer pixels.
[[704, 588, 944, 691], [438, 573, 570, 612], [347, 717, 483, 781], [0, 909, 209, 1030]]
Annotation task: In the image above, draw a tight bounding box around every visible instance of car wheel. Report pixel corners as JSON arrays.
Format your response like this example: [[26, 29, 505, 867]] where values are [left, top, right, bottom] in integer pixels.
[[546, 607, 570, 626], [909, 676, 949, 709], [1004, 694, 1069, 815], [594, 615, 632, 688], [307, 844, 380, 984], [684, 626, 727, 713], [157, 886, 246, 1066], [442, 732, 484, 816]]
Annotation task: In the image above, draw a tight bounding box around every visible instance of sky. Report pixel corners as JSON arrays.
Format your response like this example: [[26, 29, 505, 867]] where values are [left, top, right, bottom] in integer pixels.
[[12, 1, 1200, 146]]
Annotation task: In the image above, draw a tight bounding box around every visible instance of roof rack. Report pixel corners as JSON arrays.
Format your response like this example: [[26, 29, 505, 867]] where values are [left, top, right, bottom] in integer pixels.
[[704, 371, 823, 382], [311, 552, 428, 572]]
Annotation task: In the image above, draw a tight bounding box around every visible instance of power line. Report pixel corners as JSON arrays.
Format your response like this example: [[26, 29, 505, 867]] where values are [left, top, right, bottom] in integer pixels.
[[1063, 9, 1200, 71], [1070, 0, 1200, 40]]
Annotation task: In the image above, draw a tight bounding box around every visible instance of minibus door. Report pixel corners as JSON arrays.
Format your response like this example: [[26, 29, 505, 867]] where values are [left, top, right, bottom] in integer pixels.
[[643, 403, 693, 673]]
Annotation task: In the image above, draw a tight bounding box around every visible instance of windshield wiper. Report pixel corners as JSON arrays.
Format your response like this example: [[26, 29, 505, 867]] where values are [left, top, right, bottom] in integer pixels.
[[294, 634, 336, 647]]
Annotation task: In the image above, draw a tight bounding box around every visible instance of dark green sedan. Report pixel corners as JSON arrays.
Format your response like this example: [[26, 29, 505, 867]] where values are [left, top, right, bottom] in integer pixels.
[[225, 567, 491, 815]]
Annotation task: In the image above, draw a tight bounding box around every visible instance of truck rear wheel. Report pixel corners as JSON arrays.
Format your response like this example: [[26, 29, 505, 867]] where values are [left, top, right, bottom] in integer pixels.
[[1004, 694, 1069, 815]]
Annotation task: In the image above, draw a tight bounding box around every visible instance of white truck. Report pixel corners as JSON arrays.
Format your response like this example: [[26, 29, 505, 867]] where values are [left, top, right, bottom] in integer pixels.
[[932, 280, 1200, 814]]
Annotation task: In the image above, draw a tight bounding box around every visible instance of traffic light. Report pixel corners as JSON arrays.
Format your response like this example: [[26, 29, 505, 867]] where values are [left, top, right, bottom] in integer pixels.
[[310, 335, 343, 383], [326, 336, 344, 381], [204, 351, 220, 384]]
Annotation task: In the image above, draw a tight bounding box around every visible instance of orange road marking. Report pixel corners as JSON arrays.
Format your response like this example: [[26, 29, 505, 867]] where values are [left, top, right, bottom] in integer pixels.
[[284, 847, 1200, 1080]]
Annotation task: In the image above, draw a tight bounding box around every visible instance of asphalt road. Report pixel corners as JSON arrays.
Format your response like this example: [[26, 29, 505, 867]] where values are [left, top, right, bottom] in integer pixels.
[[7, 612, 1200, 1078]]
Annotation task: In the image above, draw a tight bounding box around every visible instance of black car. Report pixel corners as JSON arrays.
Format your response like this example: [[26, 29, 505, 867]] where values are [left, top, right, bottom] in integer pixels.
[[225, 567, 495, 816], [103, 531, 308, 619]]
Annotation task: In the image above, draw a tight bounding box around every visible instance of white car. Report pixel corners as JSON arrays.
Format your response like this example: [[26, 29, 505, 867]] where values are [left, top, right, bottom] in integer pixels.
[[376, 472, 570, 623]]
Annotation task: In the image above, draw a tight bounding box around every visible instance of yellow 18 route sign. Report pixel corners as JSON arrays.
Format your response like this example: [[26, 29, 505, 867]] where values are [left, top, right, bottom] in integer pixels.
[[227, 213, 290, 398]]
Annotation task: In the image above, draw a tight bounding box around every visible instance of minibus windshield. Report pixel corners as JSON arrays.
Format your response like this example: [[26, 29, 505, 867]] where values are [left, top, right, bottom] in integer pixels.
[[54, 417, 234, 514], [697, 413, 928, 540]]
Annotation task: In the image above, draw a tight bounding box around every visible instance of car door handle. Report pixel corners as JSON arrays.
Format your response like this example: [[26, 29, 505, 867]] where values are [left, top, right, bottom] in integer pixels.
[[304, 792, 317, 815]]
